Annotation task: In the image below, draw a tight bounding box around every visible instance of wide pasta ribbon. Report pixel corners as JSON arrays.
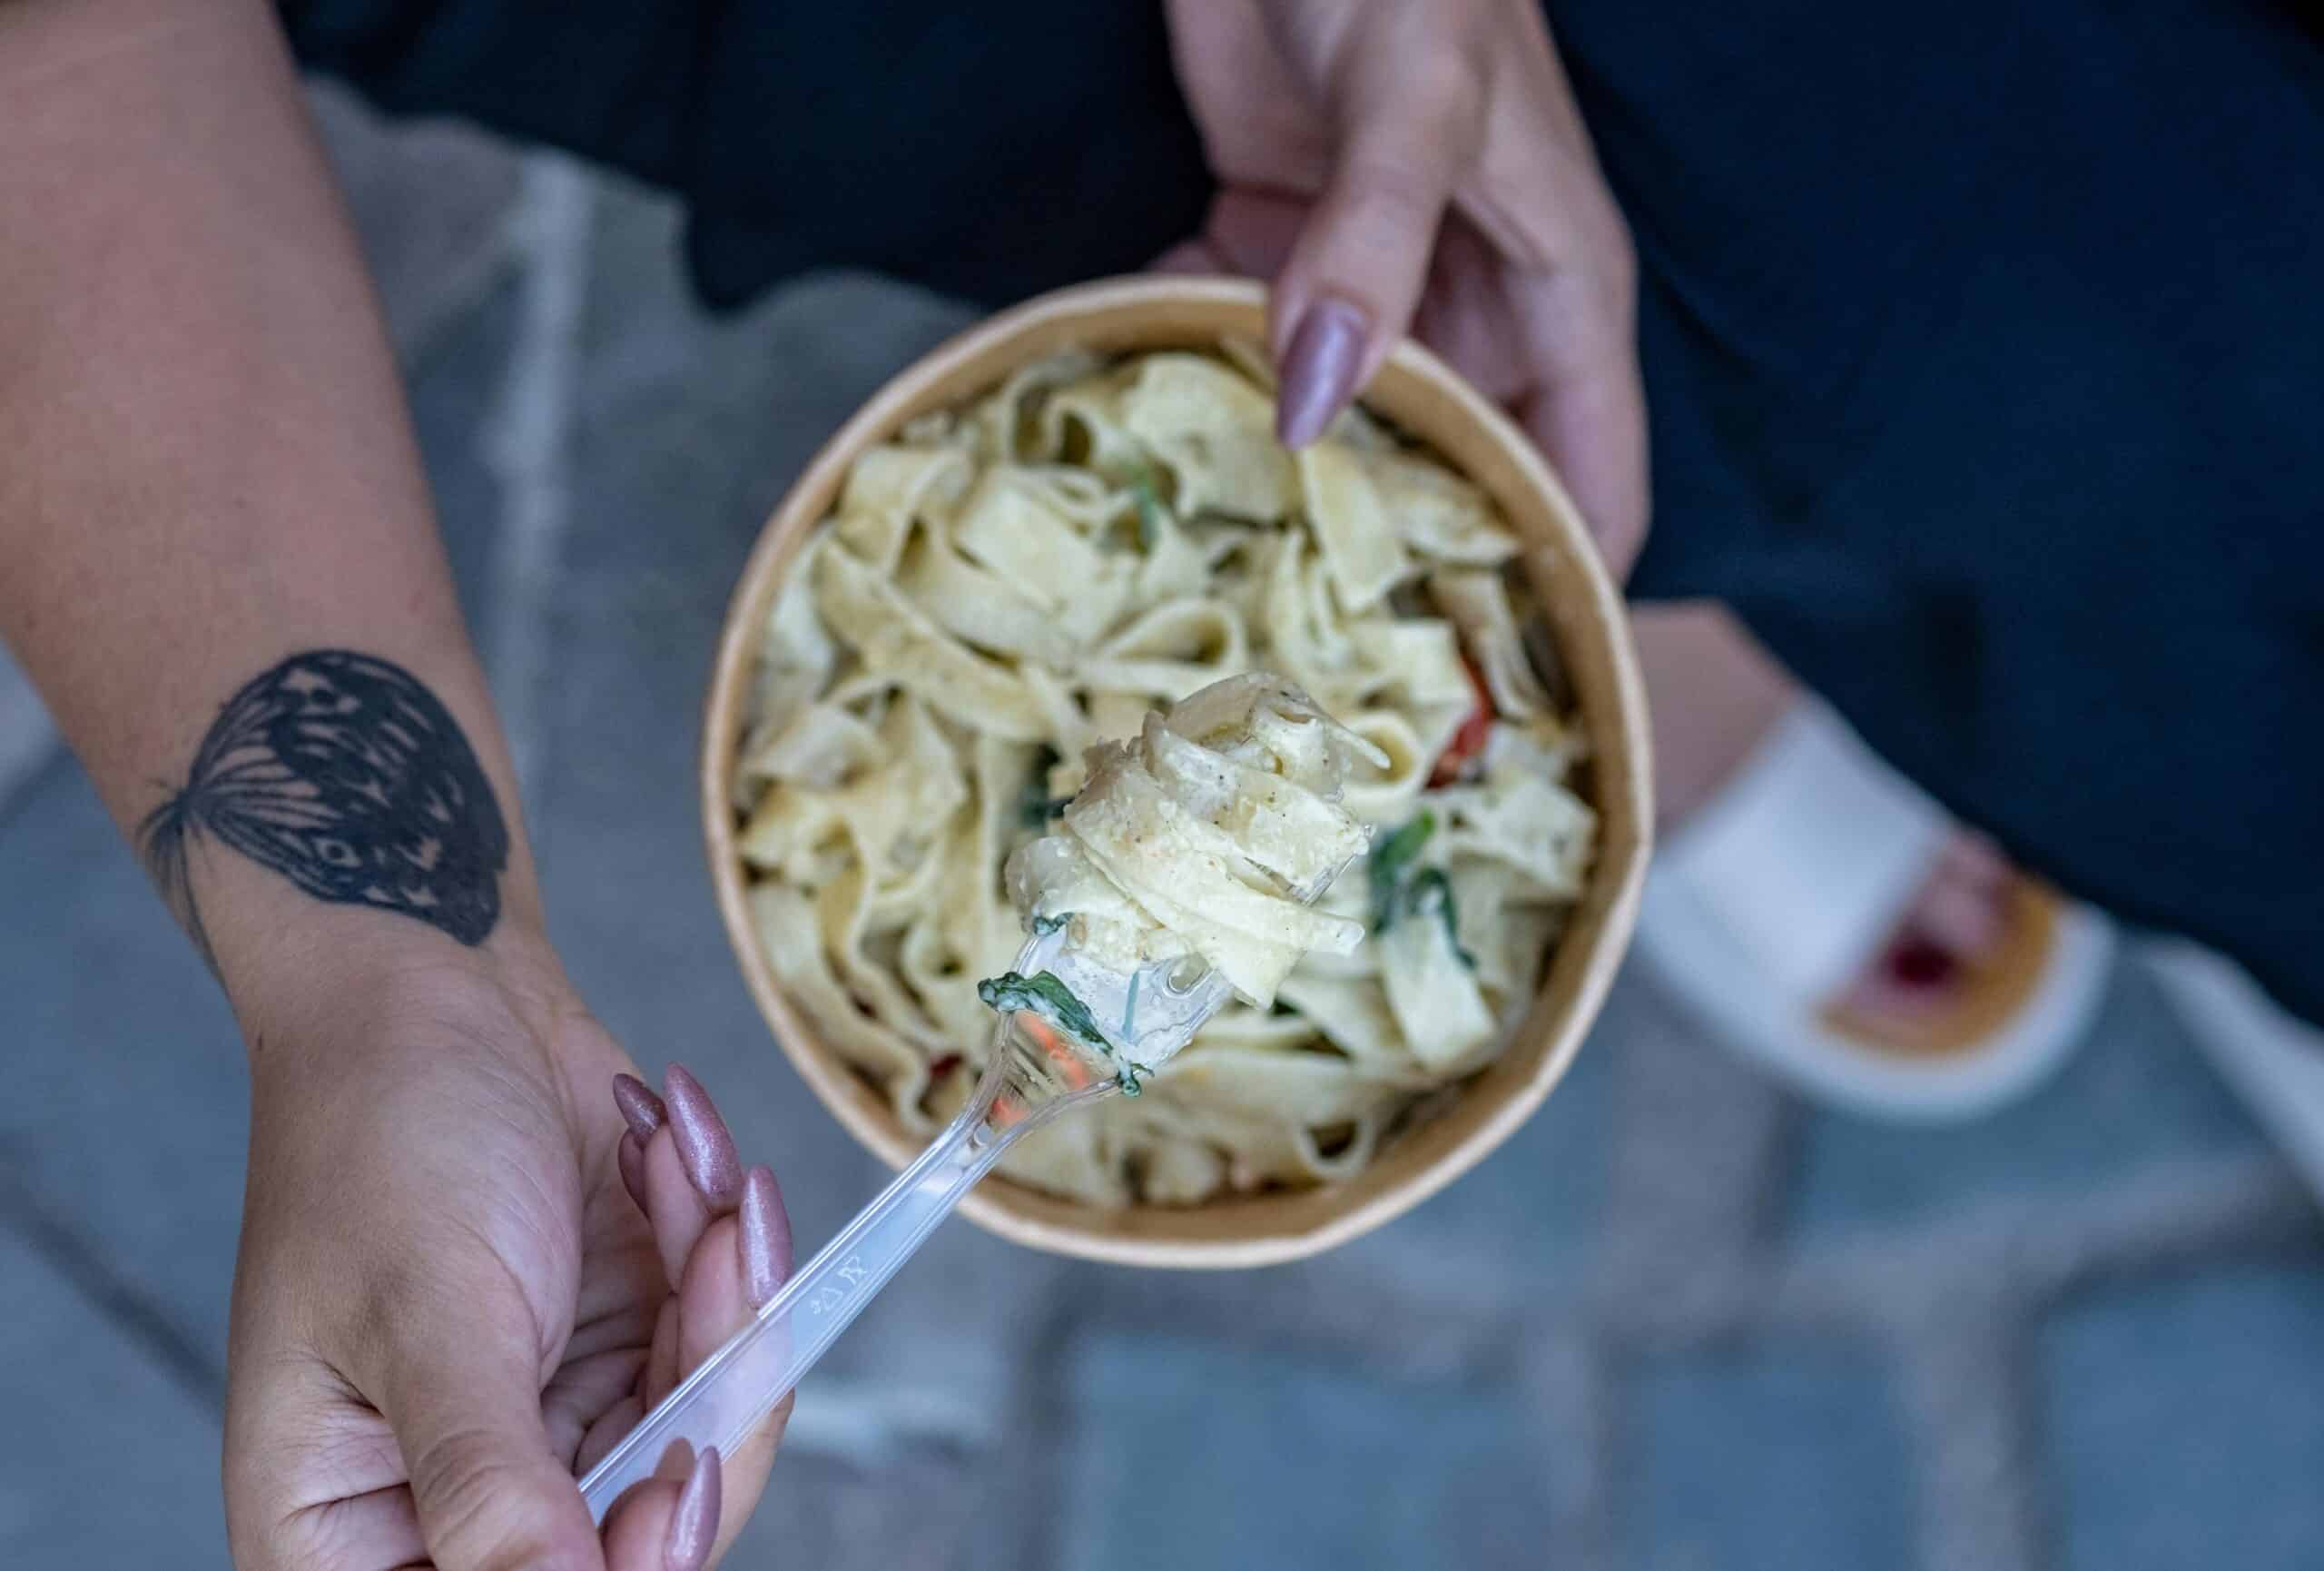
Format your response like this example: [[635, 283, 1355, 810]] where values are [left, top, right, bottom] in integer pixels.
[[1007, 674, 1378, 1010], [738, 343, 1598, 1204]]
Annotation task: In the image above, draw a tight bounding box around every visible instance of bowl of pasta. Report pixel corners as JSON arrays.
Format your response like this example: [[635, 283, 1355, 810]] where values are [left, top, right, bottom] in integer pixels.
[[705, 277, 1650, 1266]]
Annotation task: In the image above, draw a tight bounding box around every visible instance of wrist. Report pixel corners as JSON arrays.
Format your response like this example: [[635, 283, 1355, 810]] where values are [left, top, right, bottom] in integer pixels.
[[227, 904, 586, 1087]]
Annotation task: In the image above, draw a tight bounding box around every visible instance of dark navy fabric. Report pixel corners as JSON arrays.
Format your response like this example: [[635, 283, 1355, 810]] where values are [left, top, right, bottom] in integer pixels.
[[1556, 2, 2324, 1023], [283, 0, 1211, 307], [284, 1, 2324, 1023]]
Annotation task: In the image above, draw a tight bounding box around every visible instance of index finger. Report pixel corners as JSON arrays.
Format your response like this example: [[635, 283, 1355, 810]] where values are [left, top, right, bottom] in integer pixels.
[[600, 1446, 720, 1571], [1270, 15, 1488, 445]]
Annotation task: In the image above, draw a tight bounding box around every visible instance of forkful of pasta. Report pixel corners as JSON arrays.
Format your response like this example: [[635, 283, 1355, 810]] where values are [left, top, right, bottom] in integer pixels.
[[578, 674, 1379, 1519]]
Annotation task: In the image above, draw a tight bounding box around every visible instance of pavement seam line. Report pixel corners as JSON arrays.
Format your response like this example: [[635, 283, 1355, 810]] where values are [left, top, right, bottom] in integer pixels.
[[482, 153, 593, 824]]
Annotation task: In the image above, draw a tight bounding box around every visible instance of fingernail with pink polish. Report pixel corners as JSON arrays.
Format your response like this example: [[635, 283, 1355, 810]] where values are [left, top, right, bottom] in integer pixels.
[[617, 1131, 648, 1213], [612, 1073, 667, 1141], [1276, 297, 1370, 449], [665, 1445, 722, 1571], [663, 1064, 743, 1207], [740, 1165, 793, 1308]]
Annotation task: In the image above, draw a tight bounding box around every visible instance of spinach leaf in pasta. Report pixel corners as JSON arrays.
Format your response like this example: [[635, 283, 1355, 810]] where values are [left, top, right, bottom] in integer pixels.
[[1399, 867, 1478, 971], [978, 969, 1108, 1052], [1123, 461, 1167, 551], [1367, 808, 1438, 931], [1366, 811, 1474, 968]]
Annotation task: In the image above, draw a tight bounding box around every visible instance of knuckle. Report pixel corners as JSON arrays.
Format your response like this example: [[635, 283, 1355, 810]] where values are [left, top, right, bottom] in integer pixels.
[[406, 1428, 574, 1571], [1408, 44, 1490, 125], [1364, 55, 1486, 176], [271, 1496, 380, 1571], [1598, 205, 1640, 282], [1335, 23, 1487, 176], [403, 1419, 498, 1517], [1601, 232, 1639, 311], [222, 1350, 339, 1568], [1341, 153, 1448, 228], [1559, 194, 1639, 311]]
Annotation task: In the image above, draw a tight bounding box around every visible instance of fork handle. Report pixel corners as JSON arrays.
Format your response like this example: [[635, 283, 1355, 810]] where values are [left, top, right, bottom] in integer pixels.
[[578, 1061, 1016, 1520]]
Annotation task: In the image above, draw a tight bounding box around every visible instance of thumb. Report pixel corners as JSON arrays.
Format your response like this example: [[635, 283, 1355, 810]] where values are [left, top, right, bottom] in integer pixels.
[[386, 1324, 604, 1571], [1270, 16, 1487, 446]]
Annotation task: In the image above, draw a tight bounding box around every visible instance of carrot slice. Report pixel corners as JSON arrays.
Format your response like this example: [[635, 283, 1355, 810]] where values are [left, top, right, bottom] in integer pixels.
[[1429, 655, 1495, 786]]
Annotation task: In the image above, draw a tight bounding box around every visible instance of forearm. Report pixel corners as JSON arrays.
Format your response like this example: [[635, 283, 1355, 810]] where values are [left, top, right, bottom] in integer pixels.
[[0, 0, 547, 1013]]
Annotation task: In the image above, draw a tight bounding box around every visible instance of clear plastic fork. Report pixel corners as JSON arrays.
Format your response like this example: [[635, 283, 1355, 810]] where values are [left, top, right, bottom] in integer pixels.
[[576, 852, 1356, 1520]]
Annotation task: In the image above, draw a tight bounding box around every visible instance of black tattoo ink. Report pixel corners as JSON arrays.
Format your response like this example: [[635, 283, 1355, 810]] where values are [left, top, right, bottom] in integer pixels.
[[141, 650, 509, 962]]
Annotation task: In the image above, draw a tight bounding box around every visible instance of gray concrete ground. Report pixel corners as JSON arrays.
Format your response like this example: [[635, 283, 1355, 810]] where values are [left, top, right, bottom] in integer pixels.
[[4, 85, 2321, 1570]]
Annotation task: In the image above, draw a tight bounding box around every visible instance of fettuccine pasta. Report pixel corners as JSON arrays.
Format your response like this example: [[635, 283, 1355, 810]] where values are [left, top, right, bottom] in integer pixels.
[[1004, 673, 1376, 1011], [737, 342, 1597, 1205]]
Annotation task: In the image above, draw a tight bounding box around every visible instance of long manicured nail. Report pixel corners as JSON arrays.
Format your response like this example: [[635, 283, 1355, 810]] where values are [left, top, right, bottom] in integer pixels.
[[617, 1131, 648, 1213], [612, 1073, 667, 1141], [1275, 296, 1369, 448], [740, 1165, 793, 1308], [665, 1445, 722, 1571], [663, 1064, 743, 1207]]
